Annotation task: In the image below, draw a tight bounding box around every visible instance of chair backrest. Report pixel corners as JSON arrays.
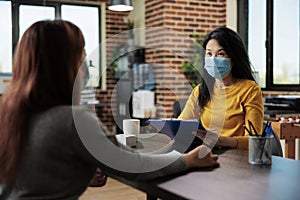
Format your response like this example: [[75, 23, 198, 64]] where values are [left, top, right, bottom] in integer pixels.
[[172, 99, 187, 118], [268, 124, 283, 157]]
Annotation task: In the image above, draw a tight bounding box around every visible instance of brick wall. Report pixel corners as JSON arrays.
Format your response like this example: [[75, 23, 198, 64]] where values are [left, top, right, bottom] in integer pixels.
[[79, 0, 300, 132], [145, 0, 227, 119], [94, 0, 227, 132]]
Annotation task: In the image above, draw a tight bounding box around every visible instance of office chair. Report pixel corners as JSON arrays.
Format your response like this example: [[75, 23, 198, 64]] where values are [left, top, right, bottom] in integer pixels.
[[172, 99, 187, 118], [265, 122, 283, 157]]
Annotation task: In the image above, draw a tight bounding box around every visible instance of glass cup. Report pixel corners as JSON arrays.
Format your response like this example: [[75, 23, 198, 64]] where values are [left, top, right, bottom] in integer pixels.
[[248, 135, 273, 165]]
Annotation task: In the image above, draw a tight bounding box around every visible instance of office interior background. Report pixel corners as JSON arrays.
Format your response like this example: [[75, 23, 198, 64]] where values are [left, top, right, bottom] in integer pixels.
[[0, 0, 299, 133]]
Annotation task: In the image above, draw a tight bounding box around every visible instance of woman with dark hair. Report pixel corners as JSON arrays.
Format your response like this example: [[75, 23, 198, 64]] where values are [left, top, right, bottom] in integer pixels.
[[179, 26, 263, 150], [0, 20, 219, 199]]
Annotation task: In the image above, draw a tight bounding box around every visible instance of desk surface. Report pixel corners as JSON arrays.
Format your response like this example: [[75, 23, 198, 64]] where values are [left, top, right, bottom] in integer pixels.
[[115, 133, 173, 154], [109, 149, 300, 200]]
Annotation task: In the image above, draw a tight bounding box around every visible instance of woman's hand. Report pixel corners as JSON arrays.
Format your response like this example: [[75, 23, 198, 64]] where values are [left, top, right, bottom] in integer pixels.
[[216, 135, 238, 148], [193, 129, 238, 149], [182, 145, 219, 169]]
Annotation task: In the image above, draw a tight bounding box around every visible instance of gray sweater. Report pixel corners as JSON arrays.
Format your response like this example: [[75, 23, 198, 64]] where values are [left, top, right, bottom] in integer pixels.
[[2, 106, 186, 200]]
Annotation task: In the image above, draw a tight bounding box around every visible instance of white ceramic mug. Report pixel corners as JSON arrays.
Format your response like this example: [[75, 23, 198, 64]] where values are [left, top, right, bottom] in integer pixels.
[[123, 119, 140, 146], [123, 119, 140, 137]]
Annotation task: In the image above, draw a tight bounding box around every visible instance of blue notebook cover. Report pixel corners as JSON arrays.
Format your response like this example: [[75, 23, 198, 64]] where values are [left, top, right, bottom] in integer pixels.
[[147, 119, 205, 139]]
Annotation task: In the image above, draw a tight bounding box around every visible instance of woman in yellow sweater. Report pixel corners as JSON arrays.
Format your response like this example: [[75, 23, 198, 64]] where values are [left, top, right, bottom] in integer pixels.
[[178, 26, 264, 150]]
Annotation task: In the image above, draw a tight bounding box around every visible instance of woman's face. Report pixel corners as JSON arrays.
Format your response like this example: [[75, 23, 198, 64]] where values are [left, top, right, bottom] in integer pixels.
[[204, 39, 233, 80], [205, 39, 228, 58]]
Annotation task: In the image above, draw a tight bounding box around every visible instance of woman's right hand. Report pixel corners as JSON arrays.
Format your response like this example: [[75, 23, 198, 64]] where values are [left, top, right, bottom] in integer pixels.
[[182, 145, 219, 169]]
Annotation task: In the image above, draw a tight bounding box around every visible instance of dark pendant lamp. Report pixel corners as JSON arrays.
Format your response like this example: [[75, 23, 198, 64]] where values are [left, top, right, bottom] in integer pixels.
[[108, 0, 134, 12]]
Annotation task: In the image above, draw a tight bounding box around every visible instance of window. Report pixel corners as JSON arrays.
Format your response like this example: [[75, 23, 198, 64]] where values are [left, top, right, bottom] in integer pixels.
[[1, 0, 105, 89], [247, 0, 300, 91], [248, 0, 267, 88], [272, 0, 299, 85], [0, 1, 12, 73], [19, 5, 55, 39], [61, 4, 101, 88]]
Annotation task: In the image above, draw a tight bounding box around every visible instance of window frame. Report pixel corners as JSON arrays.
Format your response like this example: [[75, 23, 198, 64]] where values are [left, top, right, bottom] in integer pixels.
[[11, 0, 106, 90], [240, 0, 300, 91], [266, 0, 299, 91]]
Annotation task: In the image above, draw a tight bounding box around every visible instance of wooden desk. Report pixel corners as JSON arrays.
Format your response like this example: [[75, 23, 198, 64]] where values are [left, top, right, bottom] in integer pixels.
[[115, 133, 173, 154], [108, 149, 300, 200]]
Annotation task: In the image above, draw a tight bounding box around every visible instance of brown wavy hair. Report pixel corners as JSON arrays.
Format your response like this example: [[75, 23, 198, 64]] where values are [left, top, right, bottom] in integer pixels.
[[0, 20, 85, 186]]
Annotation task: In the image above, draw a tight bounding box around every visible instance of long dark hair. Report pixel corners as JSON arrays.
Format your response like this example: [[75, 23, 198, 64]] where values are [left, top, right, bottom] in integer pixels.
[[0, 20, 85, 186], [198, 26, 255, 109]]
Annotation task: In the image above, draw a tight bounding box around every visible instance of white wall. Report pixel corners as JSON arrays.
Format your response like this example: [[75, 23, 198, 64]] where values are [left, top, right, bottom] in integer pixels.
[[226, 0, 238, 31]]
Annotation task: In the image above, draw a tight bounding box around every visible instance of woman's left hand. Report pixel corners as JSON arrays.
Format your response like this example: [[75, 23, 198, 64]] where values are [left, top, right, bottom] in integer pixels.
[[193, 129, 237, 149], [216, 135, 238, 148]]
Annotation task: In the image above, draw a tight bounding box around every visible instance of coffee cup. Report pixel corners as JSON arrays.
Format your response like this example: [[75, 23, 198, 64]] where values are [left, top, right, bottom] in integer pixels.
[[123, 119, 140, 146]]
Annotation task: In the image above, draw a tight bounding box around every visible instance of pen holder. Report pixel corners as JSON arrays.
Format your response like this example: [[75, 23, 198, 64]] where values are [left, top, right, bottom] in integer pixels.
[[248, 135, 273, 165]]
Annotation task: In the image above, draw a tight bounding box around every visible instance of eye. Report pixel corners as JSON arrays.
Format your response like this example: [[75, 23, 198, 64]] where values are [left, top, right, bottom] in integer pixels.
[[217, 50, 227, 57], [205, 51, 212, 57]]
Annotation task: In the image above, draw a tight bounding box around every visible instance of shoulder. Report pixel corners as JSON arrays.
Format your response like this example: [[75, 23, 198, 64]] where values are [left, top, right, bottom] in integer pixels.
[[191, 84, 201, 96], [234, 80, 262, 101], [236, 79, 261, 90], [28, 105, 101, 160], [42, 105, 94, 118], [31, 106, 97, 135]]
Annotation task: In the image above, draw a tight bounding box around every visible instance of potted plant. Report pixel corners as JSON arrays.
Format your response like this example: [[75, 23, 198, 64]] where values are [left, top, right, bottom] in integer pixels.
[[110, 18, 135, 78], [181, 35, 204, 88]]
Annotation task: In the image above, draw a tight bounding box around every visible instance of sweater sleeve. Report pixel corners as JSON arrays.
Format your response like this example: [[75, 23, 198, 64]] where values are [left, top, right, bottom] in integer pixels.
[[244, 84, 264, 134], [236, 84, 264, 150], [178, 85, 200, 120], [235, 136, 249, 150], [71, 107, 187, 181]]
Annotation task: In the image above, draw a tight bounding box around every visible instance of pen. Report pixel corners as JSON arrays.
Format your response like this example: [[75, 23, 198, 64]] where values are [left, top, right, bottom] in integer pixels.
[[265, 123, 272, 137], [248, 120, 259, 137], [259, 122, 272, 160], [243, 124, 253, 136], [259, 138, 271, 161], [259, 135, 271, 160], [262, 121, 269, 137]]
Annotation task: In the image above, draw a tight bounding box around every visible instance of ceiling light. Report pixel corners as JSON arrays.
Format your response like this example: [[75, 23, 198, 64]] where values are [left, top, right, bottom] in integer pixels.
[[108, 0, 134, 12]]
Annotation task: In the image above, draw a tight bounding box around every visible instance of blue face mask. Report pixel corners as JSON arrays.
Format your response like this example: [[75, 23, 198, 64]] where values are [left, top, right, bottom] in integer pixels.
[[204, 57, 231, 79]]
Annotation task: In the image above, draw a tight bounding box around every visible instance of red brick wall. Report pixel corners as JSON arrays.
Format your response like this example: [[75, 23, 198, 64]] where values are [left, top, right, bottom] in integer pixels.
[[145, 0, 227, 119], [92, 0, 227, 132]]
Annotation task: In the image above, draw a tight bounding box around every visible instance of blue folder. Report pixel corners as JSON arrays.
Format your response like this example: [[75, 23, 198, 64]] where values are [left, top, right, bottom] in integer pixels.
[[147, 119, 205, 139]]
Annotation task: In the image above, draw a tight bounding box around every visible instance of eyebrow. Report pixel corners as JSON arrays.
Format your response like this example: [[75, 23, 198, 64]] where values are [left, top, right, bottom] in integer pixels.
[[206, 48, 225, 52]]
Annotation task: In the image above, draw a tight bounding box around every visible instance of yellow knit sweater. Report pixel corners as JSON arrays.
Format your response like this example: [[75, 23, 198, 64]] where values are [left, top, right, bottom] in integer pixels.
[[178, 79, 264, 149]]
